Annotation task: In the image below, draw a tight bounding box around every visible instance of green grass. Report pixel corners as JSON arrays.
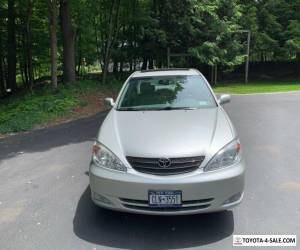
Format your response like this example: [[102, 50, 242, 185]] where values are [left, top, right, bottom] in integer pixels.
[[0, 78, 122, 135], [213, 80, 300, 94]]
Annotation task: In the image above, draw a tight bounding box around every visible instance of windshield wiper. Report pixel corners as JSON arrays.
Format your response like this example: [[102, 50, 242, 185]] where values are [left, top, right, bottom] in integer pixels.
[[118, 107, 144, 111], [118, 107, 197, 111], [156, 107, 197, 110]]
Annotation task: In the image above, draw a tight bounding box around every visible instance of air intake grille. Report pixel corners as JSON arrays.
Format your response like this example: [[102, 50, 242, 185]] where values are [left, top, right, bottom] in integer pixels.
[[119, 197, 214, 212], [126, 156, 205, 175]]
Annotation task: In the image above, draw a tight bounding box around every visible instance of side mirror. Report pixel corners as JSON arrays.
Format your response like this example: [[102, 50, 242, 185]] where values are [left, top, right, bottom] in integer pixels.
[[218, 94, 231, 105], [104, 97, 115, 108]]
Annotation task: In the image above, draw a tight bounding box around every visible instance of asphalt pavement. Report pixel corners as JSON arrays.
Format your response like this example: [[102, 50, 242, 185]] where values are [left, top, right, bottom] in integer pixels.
[[0, 93, 300, 250]]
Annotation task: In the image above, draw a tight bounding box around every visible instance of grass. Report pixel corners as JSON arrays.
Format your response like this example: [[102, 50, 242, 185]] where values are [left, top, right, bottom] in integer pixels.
[[213, 80, 300, 94], [0, 78, 122, 135], [1, 78, 300, 135]]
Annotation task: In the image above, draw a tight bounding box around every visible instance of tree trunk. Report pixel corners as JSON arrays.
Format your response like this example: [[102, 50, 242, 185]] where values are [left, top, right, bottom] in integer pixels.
[[102, 0, 121, 84], [60, 0, 76, 83], [7, 0, 17, 92], [148, 59, 154, 69], [102, 11, 114, 84], [76, 32, 82, 76], [214, 64, 218, 85], [26, 0, 34, 90], [21, 41, 29, 88], [76, 55, 81, 76], [120, 61, 123, 72], [20, 27, 29, 88], [210, 65, 214, 84], [130, 60, 133, 71], [48, 0, 58, 89], [113, 61, 118, 73], [20, 59, 27, 88], [0, 35, 5, 96], [141, 58, 148, 70]]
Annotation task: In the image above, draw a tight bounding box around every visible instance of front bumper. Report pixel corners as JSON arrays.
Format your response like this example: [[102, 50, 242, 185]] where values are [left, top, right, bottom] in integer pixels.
[[89, 160, 245, 215]]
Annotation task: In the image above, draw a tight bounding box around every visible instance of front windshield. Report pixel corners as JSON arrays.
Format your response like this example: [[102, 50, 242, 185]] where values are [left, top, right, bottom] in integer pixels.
[[117, 75, 217, 110]]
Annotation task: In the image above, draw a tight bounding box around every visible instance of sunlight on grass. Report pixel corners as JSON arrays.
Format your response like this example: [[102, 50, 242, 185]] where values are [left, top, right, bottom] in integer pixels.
[[213, 80, 300, 94]]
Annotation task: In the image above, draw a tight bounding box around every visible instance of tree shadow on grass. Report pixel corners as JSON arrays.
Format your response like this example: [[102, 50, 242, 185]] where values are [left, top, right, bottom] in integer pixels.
[[73, 187, 234, 250]]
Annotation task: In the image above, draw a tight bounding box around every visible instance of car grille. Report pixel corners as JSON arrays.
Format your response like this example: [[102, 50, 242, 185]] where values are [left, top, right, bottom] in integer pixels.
[[120, 197, 213, 212], [126, 156, 205, 175]]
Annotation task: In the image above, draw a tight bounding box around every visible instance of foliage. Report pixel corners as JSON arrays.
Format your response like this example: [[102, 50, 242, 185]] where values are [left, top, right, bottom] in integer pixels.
[[239, 0, 300, 61], [188, 0, 244, 66], [1, 0, 300, 134], [1, 0, 300, 94], [0, 79, 122, 134]]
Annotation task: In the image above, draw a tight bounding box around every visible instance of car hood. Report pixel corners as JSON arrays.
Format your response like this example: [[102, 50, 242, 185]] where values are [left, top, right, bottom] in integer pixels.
[[98, 107, 235, 159]]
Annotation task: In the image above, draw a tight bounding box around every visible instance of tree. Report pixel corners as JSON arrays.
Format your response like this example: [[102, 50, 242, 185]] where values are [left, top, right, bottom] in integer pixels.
[[7, 0, 17, 92], [60, 0, 76, 83], [73, 0, 98, 75], [0, 0, 300, 98], [19, 0, 34, 90], [48, 0, 58, 89], [25, 0, 34, 90], [0, 24, 5, 96], [0, 2, 5, 96], [238, 0, 300, 62], [102, 0, 121, 84], [185, 0, 243, 83], [284, 20, 300, 60]]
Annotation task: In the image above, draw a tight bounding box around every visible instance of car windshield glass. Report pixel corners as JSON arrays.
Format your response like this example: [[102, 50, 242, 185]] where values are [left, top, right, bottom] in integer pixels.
[[117, 75, 216, 110]]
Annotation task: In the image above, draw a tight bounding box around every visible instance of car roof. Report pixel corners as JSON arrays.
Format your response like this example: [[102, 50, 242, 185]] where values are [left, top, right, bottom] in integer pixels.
[[131, 68, 200, 78]]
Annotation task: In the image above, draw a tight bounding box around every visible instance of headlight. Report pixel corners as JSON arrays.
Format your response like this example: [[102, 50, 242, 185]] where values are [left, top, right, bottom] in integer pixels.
[[204, 139, 241, 172], [92, 142, 127, 172]]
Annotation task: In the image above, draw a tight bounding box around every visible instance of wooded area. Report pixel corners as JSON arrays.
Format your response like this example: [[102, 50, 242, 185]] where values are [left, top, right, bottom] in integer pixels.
[[0, 0, 299, 98]]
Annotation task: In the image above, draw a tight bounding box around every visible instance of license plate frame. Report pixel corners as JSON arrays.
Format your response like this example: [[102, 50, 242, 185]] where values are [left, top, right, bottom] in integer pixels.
[[148, 190, 182, 207]]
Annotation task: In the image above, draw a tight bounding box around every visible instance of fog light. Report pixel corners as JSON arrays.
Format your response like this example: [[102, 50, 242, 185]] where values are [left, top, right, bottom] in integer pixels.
[[93, 192, 113, 205], [223, 192, 242, 205]]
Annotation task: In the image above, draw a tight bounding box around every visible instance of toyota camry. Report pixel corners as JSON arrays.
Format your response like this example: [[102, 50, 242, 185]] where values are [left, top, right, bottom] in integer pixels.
[[89, 68, 245, 215]]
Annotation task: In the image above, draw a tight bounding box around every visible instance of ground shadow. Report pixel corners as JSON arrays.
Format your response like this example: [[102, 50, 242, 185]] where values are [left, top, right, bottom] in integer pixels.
[[73, 187, 234, 250], [0, 111, 107, 160]]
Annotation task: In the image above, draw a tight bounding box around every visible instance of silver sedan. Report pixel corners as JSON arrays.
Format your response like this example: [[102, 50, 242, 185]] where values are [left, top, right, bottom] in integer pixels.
[[89, 68, 245, 215]]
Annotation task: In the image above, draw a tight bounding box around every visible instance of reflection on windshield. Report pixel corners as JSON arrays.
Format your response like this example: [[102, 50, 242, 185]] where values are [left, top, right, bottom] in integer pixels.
[[117, 75, 216, 110]]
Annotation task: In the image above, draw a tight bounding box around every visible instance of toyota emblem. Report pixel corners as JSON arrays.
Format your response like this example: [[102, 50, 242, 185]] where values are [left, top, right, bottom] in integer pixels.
[[158, 158, 171, 168]]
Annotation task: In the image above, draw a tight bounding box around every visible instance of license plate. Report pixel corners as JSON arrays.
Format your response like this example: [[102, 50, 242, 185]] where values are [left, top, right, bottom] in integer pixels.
[[148, 190, 182, 207]]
